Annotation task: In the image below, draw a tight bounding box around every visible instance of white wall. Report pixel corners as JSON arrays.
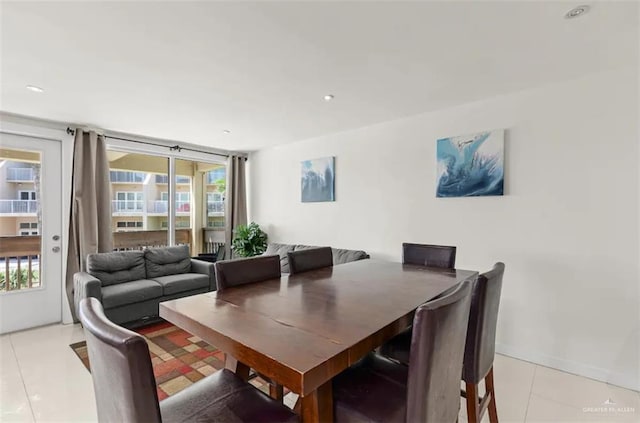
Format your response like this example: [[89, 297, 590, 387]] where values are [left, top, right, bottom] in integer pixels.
[[249, 67, 639, 391]]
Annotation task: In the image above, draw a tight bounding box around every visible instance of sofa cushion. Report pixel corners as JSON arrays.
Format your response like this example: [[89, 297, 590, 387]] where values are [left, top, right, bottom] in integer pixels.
[[145, 245, 191, 278], [101, 279, 163, 309], [87, 251, 146, 287], [332, 248, 369, 265], [264, 243, 296, 273], [152, 273, 210, 296]]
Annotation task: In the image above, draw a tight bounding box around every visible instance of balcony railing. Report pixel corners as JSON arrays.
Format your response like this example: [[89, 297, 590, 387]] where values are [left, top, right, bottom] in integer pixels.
[[113, 229, 192, 250], [0, 200, 38, 214], [0, 236, 41, 292], [112, 200, 144, 213], [0, 230, 197, 291], [151, 200, 190, 213], [155, 175, 190, 184], [110, 171, 145, 183], [7, 168, 35, 182]]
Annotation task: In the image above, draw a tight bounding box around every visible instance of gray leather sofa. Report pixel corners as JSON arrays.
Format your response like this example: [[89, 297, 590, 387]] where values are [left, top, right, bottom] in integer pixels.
[[74, 245, 215, 325], [264, 242, 369, 273]]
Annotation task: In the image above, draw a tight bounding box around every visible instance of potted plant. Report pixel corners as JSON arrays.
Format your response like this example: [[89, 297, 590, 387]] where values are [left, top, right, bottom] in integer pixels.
[[231, 222, 268, 257]]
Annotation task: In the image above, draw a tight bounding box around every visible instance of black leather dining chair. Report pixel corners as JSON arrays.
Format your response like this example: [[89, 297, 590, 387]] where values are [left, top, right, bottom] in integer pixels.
[[287, 247, 333, 274], [378, 242, 458, 364], [462, 262, 505, 423], [78, 298, 298, 423], [214, 254, 281, 292], [332, 280, 472, 423], [402, 242, 457, 268]]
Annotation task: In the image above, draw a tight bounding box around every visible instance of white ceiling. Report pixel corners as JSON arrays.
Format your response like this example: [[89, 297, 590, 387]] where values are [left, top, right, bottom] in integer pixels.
[[1, 1, 637, 151]]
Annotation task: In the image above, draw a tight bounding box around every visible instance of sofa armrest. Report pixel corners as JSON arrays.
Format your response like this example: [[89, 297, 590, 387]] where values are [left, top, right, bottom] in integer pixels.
[[74, 272, 102, 316], [191, 259, 216, 291]]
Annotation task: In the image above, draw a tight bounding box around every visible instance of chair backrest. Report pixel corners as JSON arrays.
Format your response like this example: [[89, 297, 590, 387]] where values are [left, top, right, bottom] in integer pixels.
[[402, 243, 457, 268], [78, 298, 161, 423], [406, 280, 472, 423], [463, 262, 505, 384], [214, 255, 281, 292], [287, 247, 333, 275]]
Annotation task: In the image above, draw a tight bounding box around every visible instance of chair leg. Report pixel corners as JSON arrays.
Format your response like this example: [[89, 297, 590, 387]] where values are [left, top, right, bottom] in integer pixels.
[[465, 382, 479, 423], [485, 367, 499, 423]]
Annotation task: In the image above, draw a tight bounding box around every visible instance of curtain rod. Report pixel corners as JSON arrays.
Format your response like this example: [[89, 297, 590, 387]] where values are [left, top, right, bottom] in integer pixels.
[[67, 127, 244, 160]]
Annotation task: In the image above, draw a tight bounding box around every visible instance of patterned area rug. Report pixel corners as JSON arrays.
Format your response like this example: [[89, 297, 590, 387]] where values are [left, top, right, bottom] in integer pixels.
[[70, 321, 271, 400]]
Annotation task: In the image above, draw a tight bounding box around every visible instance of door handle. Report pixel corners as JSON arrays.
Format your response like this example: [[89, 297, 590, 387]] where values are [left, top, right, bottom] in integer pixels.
[[52, 246, 61, 253], [52, 235, 60, 241]]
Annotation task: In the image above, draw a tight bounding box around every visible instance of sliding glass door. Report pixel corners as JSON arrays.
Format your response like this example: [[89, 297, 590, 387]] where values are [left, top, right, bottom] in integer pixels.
[[107, 148, 226, 254]]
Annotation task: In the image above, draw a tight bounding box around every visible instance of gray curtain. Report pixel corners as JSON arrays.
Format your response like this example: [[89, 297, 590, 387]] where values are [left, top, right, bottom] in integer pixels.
[[224, 156, 247, 258], [65, 130, 113, 321]]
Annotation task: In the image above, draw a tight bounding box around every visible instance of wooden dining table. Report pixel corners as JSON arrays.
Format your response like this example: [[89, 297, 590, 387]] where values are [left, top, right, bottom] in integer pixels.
[[159, 259, 477, 423]]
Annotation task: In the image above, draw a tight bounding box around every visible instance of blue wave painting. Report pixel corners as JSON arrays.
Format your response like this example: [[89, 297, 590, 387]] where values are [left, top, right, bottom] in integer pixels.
[[301, 157, 335, 202], [436, 130, 504, 197]]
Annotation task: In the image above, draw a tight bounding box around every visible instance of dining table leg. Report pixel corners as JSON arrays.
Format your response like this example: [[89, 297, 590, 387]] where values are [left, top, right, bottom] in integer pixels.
[[224, 354, 250, 381], [301, 380, 333, 423]]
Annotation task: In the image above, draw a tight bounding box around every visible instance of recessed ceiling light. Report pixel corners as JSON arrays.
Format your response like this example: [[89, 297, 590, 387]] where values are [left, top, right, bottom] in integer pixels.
[[26, 85, 44, 93], [223, 130, 231, 134], [323, 94, 334, 101], [565, 5, 590, 19]]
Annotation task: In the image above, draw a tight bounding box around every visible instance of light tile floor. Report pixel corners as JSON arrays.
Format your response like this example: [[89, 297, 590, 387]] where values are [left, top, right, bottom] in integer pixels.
[[1, 323, 638, 422]]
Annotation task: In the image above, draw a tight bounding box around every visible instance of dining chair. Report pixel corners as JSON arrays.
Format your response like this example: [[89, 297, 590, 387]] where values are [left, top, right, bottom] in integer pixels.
[[214, 254, 281, 292], [377, 242, 458, 364], [402, 242, 457, 268], [332, 280, 472, 423], [213, 254, 286, 401], [462, 262, 505, 423], [287, 246, 333, 274], [78, 298, 298, 423]]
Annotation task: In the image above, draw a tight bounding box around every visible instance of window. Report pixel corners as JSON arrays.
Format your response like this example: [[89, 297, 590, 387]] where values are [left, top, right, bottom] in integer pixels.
[[207, 192, 224, 214], [108, 151, 168, 246], [106, 147, 224, 253], [116, 221, 143, 229], [18, 191, 36, 200], [114, 192, 144, 212], [19, 222, 38, 233], [20, 231, 29, 236], [205, 167, 225, 229], [161, 192, 190, 212]]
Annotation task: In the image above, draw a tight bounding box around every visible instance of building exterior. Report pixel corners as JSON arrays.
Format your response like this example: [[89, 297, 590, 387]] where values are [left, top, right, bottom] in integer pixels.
[[109, 168, 226, 233], [0, 161, 225, 239], [0, 160, 40, 237]]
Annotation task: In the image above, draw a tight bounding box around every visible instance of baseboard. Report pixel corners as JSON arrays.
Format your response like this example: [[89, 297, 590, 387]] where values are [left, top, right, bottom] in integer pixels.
[[495, 343, 640, 392]]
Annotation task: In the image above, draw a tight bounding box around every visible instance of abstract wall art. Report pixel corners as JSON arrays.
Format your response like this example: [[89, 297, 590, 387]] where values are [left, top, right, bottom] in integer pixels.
[[301, 156, 335, 202], [436, 129, 504, 197]]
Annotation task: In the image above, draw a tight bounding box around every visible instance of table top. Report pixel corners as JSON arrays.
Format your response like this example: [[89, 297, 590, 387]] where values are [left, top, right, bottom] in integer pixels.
[[160, 259, 477, 395]]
